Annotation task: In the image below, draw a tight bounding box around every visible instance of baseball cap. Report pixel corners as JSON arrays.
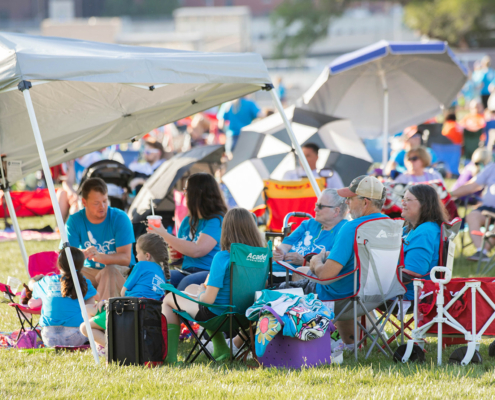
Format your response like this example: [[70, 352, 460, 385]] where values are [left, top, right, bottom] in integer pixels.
[[337, 175, 385, 200]]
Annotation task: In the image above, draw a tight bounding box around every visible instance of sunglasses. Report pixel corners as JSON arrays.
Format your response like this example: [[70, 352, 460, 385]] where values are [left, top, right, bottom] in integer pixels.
[[315, 203, 338, 210], [408, 156, 420, 162]]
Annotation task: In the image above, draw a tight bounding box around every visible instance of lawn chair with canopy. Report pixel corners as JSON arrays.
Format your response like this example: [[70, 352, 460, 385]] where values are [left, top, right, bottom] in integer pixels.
[[277, 217, 405, 360], [0, 32, 317, 365], [160, 242, 272, 363]]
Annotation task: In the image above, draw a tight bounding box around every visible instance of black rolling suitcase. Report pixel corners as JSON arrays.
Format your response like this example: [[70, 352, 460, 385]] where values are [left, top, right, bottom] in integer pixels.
[[106, 297, 167, 366]]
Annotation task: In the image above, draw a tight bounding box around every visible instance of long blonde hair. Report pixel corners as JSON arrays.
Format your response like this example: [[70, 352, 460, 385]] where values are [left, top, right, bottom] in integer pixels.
[[220, 208, 265, 251]]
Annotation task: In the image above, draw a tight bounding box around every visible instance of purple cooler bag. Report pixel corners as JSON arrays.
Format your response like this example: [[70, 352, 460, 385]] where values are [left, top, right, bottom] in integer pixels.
[[257, 305, 332, 368]]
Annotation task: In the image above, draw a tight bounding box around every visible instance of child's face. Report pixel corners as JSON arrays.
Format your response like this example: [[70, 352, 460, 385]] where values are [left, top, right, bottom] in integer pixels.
[[136, 244, 150, 262]]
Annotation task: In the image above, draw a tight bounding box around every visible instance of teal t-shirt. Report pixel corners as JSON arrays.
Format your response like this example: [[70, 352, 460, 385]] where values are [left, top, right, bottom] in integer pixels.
[[320, 213, 388, 301], [178, 215, 223, 271], [403, 222, 440, 300], [280, 218, 347, 272], [65, 207, 136, 269], [124, 261, 166, 301], [205, 250, 231, 315], [33, 275, 97, 327]]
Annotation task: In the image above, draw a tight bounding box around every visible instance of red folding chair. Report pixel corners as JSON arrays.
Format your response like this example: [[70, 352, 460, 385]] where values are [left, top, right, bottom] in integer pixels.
[[0, 251, 59, 341]]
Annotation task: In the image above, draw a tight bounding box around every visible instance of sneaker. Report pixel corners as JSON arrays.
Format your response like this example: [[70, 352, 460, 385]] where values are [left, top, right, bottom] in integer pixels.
[[200, 339, 214, 355], [331, 341, 354, 353], [467, 251, 491, 262], [96, 344, 106, 358]]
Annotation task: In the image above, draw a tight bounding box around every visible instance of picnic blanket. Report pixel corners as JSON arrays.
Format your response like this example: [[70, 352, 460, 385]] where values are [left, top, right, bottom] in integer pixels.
[[0, 230, 60, 242], [0, 329, 44, 349]]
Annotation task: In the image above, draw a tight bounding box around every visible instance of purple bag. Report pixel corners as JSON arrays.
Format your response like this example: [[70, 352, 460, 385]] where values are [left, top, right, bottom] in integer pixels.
[[15, 330, 38, 349]]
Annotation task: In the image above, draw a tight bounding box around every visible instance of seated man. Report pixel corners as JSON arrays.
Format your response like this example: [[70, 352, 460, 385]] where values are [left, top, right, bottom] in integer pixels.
[[282, 143, 344, 189], [65, 178, 136, 300], [451, 161, 495, 261], [273, 189, 347, 269], [279, 175, 387, 351]]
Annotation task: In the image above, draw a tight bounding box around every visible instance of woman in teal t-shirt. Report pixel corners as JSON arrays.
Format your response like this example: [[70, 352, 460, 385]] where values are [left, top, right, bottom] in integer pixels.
[[162, 207, 265, 363], [401, 184, 449, 300], [148, 173, 227, 290]]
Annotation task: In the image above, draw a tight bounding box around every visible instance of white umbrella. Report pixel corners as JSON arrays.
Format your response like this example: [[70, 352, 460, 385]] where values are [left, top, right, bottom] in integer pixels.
[[302, 41, 468, 165], [224, 106, 372, 210]]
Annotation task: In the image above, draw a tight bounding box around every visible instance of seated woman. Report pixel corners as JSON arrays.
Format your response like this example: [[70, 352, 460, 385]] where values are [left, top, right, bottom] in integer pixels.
[[273, 189, 347, 276], [149, 173, 227, 290], [162, 207, 265, 363], [29, 247, 97, 347], [393, 147, 444, 185], [401, 184, 449, 300], [81, 233, 169, 347]]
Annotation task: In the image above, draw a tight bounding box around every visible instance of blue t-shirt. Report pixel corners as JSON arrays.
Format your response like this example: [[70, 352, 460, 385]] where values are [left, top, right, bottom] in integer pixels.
[[178, 215, 223, 271], [33, 275, 97, 327], [124, 261, 166, 300], [205, 250, 231, 315], [65, 207, 136, 269], [320, 213, 387, 301], [280, 219, 347, 272], [393, 148, 438, 172], [403, 222, 440, 300], [219, 98, 260, 136]]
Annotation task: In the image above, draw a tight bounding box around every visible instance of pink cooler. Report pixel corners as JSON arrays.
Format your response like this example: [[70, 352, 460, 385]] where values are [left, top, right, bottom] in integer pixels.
[[259, 329, 332, 368]]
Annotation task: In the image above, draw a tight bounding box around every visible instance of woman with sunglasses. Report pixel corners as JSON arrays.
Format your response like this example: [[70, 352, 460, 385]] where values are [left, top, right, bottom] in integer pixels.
[[393, 147, 444, 185], [273, 189, 348, 270], [148, 172, 227, 290]]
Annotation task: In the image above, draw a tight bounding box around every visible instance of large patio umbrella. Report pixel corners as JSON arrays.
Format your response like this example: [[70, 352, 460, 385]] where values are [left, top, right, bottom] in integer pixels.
[[301, 41, 468, 165], [223, 106, 372, 210]]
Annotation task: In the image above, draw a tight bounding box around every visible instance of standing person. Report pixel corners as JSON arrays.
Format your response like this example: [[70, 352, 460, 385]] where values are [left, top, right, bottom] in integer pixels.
[[282, 143, 344, 189], [474, 56, 494, 109], [81, 233, 169, 347], [217, 96, 264, 156], [29, 247, 97, 347], [65, 178, 136, 301], [148, 173, 227, 290], [393, 147, 444, 185], [162, 207, 265, 363]]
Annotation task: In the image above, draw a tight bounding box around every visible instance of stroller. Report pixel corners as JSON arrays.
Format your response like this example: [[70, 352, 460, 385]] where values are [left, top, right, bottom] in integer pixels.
[[79, 160, 134, 211]]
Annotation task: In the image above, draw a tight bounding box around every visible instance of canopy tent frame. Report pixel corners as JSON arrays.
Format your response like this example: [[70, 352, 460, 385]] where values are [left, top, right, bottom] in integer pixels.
[[3, 79, 318, 365]]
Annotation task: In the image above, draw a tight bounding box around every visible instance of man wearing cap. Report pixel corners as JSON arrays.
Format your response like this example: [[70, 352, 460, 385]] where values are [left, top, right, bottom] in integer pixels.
[[310, 175, 387, 351]]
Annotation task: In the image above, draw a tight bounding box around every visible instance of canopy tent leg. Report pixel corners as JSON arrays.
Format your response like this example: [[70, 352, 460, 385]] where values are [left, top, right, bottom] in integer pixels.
[[379, 70, 389, 167], [18, 81, 100, 365], [269, 89, 322, 198]]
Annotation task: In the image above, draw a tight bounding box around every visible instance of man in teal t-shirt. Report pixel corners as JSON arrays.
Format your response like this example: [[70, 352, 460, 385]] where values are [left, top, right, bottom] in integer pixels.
[[65, 178, 135, 300]]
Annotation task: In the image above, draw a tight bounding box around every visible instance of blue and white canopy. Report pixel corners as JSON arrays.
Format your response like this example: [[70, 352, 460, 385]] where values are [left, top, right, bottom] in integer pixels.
[[302, 41, 467, 141]]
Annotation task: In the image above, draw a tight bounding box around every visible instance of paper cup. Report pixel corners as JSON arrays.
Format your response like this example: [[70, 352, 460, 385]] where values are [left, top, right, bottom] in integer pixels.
[[147, 215, 162, 228]]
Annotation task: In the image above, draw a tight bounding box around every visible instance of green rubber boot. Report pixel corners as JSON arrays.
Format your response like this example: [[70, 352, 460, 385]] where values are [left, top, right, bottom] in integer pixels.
[[165, 323, 180, 364], [206, 330, 230, 361]]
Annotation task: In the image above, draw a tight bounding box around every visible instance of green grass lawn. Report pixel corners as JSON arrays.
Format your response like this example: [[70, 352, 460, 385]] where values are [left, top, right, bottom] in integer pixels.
[[2, 216, 495, 399]]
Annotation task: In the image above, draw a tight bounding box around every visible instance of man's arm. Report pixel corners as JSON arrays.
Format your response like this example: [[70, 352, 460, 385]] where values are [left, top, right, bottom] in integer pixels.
[[88, 244, 132, 267], [309, 250, 344, 280]]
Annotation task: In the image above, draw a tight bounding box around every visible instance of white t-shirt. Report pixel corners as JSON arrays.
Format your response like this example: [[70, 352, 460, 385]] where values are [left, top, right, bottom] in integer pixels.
[[282, 168, 344, 189], [476, 163, 495, 208]]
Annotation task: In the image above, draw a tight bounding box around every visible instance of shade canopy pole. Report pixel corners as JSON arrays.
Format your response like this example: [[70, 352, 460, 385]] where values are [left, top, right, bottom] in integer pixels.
[[0, 161, 29, 274], [379, 69, 389, 167], [269, 88, 322, 198], [18, 80, 100, 365]]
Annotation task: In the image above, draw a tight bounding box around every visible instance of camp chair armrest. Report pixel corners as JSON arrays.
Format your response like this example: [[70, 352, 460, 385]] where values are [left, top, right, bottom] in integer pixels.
[[276, 260, 356, 285], [160, 283, 234, 309], [481, 210, 495, 221]]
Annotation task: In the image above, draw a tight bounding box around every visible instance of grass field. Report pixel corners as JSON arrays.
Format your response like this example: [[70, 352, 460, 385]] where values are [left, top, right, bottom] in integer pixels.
[[2, 215, 495, 399]]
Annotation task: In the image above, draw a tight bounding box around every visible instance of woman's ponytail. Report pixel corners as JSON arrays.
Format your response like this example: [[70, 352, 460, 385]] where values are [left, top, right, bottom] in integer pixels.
[[58, 247, 87, 300]]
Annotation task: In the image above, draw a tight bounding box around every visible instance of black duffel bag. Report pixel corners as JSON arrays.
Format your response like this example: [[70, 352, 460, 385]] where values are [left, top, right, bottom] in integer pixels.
[[106, 297, 167, 366]]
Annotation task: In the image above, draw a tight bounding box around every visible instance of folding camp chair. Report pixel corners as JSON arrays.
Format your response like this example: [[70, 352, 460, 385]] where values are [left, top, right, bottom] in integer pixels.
[[277, 217, 405, 360], [473, 210, 495, 275], [0, 251, 59, 341], [262, 178, 326, 242], [160, 242, 271, 363], [376, 218, 462, 349]]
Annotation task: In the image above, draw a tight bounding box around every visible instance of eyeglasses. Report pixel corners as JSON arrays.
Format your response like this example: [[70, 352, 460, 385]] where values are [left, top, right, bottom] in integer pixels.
[[407, 156, 420, 162], [401, 197, 418, 204], [183, 187, 188, 194], [315, 203, 338, 210]]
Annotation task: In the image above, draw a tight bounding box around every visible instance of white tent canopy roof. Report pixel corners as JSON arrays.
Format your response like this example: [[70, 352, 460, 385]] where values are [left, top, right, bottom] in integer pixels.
[[0, 32, 272, 177]]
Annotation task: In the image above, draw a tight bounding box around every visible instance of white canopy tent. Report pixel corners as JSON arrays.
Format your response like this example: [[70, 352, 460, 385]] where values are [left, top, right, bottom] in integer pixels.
[[0, 32, 319, 364]]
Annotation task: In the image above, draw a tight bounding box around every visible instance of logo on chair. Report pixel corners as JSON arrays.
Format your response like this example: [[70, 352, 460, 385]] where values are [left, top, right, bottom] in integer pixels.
[[376, 230, 388, 238], [247, 253, 267, 262]]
